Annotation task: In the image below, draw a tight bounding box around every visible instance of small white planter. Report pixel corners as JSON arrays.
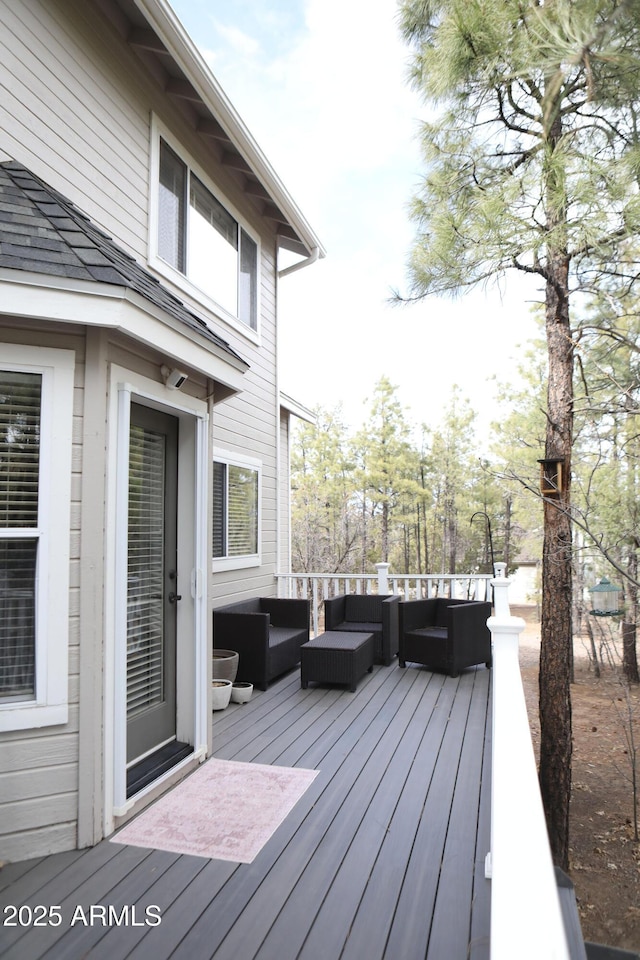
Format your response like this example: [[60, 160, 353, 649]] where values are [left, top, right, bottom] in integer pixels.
[[231, 681, 253, 704], [211, 679, 233, 711]]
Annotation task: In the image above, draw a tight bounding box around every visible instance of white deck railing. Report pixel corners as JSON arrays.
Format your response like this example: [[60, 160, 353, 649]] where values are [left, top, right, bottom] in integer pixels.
[[276, 565, 493, 637], [276, 563, 572, 956], [487, 564, 570, 960]]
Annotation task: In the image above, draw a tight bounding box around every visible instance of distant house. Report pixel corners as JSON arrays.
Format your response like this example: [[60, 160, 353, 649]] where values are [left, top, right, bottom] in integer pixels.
[[508, 559, 539, 606], [0, 0, 323, 861]]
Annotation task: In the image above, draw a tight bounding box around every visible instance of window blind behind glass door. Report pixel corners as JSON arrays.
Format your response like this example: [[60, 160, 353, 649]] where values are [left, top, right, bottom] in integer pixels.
[[127, 425, 165, 718]]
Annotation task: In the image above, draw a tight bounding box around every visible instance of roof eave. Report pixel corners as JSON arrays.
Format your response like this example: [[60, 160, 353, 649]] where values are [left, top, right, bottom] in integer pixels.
[[0, 268, 249, 389], [280, 392, 316, 424], [131, 0, 326, 262]]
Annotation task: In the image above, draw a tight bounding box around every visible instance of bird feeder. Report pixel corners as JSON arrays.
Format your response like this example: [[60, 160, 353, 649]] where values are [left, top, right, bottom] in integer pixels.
[[588, 577, 622, 617], [538, 457, 565, 496]]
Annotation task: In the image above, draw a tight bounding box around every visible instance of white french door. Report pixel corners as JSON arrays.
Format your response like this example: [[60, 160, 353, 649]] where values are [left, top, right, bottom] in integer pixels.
[[106, 373, 209, 828]]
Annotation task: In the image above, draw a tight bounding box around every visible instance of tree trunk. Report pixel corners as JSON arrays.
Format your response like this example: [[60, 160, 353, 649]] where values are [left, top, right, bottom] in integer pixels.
[[447, 499, 456, 574], [361, 496, 368, 574], [423, 505, 430, 575], [539, 247, 574, 871], [585, 615, 602, 679], [381, 499, 389, 563], [504, 495, 512, 574], [623, 547, 639, 683], [623, 622, 639, 684]]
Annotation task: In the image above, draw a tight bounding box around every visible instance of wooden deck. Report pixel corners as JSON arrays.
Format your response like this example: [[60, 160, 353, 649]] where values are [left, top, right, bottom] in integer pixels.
[[0, 661, 492, 960]]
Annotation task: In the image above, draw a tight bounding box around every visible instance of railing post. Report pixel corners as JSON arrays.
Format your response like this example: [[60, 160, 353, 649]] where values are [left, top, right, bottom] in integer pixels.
[[375, 562, 390, 595], [487, 564, 570, 960]]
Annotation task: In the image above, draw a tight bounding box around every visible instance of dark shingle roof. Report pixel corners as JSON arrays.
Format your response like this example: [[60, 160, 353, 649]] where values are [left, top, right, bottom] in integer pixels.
[[0, 160, 248, 367]]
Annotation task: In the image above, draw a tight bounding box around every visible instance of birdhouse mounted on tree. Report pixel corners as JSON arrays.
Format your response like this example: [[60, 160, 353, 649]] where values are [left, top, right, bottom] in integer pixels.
[[538, 457, 565, 496]]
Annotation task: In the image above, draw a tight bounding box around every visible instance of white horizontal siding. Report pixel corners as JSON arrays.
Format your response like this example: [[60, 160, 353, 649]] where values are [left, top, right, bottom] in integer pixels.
[[209, 235, 281, 604], [0, 0, 290, 853], [0, 728, 80, 768], [0, 0, 149, 256], [1, 764, 77, 803], [279, 409, 291, 572]]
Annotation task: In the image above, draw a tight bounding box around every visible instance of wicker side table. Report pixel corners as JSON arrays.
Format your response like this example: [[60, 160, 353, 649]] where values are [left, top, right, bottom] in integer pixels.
[[300, 631, 375, 692]]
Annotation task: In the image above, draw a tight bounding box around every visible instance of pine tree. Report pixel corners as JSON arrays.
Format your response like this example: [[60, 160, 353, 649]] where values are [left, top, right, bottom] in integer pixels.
[[290, 407, 359, 573], [574, 284, 640, 681], [398, 0, 640, 868], [353, 377, 416, 565], [426, 387, 478, 574]]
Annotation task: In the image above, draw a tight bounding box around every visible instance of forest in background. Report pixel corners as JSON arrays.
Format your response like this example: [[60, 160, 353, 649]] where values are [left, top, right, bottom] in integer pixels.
[[290, 309, 639, 640]]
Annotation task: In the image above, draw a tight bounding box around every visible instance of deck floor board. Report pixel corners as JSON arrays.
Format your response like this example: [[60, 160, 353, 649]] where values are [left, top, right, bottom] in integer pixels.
[[424, 669, 491, 960], [0, 661, 491, 960], [222, 672, 442, 960]]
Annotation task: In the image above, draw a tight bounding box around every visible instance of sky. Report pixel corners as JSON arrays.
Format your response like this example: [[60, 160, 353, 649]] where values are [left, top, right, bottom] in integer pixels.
[[169, 0, 541, 437]]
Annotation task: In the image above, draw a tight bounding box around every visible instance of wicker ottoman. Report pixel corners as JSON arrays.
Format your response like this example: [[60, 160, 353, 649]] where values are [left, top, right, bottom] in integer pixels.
[[300, 631, 375, 692]]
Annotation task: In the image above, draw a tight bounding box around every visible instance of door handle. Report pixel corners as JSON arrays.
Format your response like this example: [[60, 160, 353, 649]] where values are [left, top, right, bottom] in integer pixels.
[[168, 592, 182, 604]]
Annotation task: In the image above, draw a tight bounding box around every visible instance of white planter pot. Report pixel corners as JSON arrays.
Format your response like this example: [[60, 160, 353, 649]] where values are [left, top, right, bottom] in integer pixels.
[[211, 679, 233, 711], [212, 649, 239, 683], [231, 681, 253, 704]]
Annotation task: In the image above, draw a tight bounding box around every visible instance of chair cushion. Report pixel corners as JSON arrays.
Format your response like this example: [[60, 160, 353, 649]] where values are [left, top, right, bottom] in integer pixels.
[[344, 595, 385, 623], [434, 600, 451, 628], [332, 620, 381, 635], [220, 598, 262, 615], [409, 627, 448, 641], [268, 627, 306, 681], [269, 626, 307, 648]]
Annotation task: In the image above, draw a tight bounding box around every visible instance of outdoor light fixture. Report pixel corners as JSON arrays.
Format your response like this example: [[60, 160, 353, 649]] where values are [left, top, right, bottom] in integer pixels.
[[160, 365, 189, 390], [538, 457, 565, 496], [588, 577, 622, 617]]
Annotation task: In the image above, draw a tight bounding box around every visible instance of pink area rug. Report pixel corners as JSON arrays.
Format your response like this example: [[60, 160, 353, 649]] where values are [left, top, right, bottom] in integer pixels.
[[111, 758, 319, 863]]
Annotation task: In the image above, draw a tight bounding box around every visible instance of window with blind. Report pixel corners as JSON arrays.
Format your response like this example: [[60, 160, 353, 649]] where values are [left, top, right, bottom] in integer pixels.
[[0, 347, 73, 732], [213, 456, 260, 563], [157, 137, 259, 331], [0, 372, 41, 702]]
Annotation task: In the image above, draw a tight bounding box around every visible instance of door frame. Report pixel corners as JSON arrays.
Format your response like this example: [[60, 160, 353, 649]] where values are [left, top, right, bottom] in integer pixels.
[[104, 367, 209, 831]]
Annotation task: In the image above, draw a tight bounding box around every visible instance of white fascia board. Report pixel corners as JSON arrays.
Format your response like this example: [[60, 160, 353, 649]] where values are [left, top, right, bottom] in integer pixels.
[[279, 392, 316, 424], [133, 0, 326, 262], [0, 270, 248, 392]]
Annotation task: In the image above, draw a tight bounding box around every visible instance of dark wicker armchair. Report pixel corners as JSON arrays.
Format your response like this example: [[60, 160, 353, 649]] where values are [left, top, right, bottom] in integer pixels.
[[324, 593, 400, 665], [213, 597, 310, 690], [398, 597, 492, 678]]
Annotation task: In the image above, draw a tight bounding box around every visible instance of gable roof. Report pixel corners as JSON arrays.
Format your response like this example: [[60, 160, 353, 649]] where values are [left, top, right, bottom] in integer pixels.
[[96, 0, 325, 263], [0, 160, 248, 367]]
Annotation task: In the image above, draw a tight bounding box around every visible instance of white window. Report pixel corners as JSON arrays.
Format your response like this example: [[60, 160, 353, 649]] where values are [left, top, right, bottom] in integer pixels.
[[156, 134, 259, 332], [0, 346, 74, 731], [212, 451, 260, 569], [0, 372, 40, 702]]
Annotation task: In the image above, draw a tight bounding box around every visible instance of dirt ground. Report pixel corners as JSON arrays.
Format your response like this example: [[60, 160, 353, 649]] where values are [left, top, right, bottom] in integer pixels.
[[515, 604, 640, 953]]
